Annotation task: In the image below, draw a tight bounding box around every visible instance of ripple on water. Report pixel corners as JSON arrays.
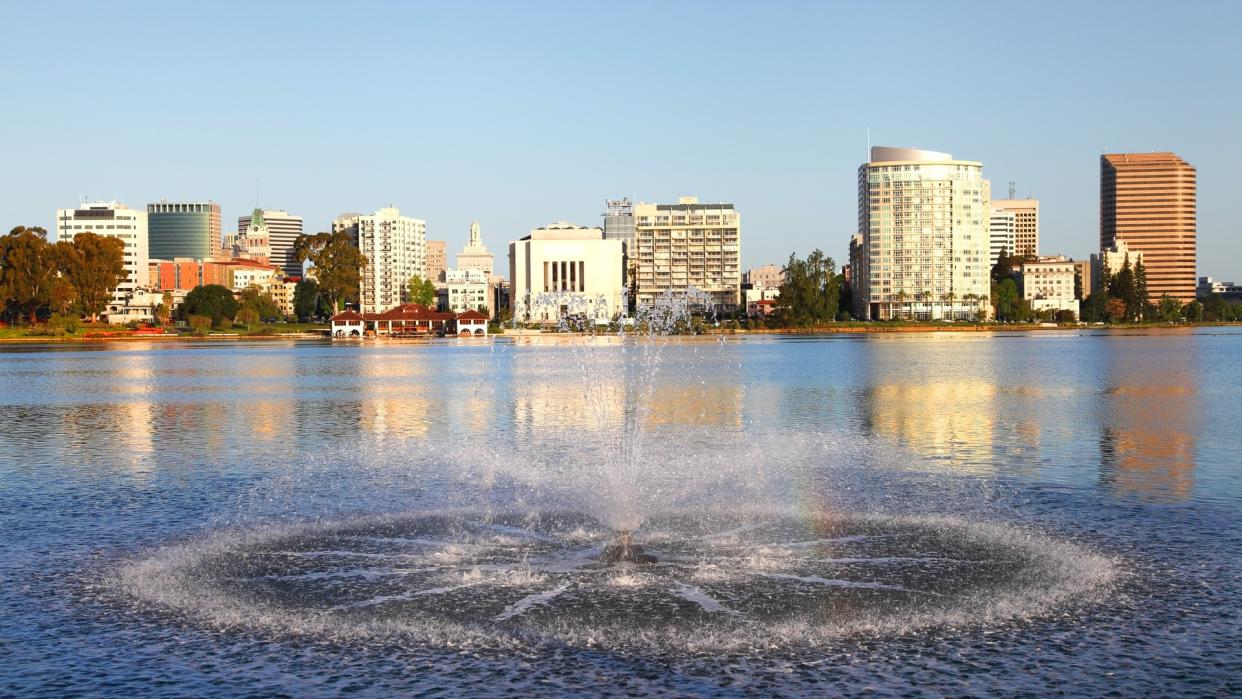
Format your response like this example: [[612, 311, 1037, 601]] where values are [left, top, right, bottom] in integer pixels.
[[110, 509, 1116, 652]]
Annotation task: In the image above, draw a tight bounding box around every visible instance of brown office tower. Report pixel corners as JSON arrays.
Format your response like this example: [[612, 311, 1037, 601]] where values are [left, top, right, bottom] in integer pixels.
[[1100, 152, 1197, 303]]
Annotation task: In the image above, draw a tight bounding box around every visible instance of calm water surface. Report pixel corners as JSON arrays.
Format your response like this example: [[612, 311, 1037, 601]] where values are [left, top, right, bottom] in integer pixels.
[[1, 331, 1239, 696]]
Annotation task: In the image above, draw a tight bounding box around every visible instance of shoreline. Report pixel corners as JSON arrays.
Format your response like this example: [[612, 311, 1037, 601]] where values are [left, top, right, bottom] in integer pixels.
[[0, 323, 1238, 345]]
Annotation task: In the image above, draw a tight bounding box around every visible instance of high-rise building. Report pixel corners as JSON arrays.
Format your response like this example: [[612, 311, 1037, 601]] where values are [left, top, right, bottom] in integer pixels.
[[55, 201, 149, 308], [1101, 152, 1197, 303], [239, 209, 303, 278], [425, 240, 447, 282], [147, 201, 221, 260], [509, 222, 624, 323], [991, 199, 1039, 256], [331, 213, 363, 249], [603, 198, 636, 244], [988, 209, 1016, 264], [633, 196, 741, 309], [456, 221, 494, 275], [854, 147, 991, 321], [356, 207, 427, 314]]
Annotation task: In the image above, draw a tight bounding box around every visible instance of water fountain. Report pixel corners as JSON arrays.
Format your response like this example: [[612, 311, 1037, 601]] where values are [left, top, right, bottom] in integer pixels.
[[114, 287, 1116, 653]]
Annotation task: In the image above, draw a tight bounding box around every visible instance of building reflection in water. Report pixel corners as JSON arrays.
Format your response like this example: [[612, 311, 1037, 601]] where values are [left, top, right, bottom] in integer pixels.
[[1097, 334, 1199, 503], [853, 335, 1004, 474], [509, 339, 742, 439]]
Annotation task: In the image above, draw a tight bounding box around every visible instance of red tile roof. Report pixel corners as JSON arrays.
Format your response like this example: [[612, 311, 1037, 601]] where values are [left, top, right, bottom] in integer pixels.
[[331, 310, 365, 322], [454, 309, 489, 321], [369, 304, 454, 322]]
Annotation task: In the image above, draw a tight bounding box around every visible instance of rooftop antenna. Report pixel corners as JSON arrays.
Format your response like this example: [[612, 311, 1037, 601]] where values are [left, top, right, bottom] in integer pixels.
[[1008, 181, 1016, 199]]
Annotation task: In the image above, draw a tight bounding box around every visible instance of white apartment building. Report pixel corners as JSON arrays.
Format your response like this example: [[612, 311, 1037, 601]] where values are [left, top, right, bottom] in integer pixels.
[[350, 207, 427, 315], [509, 222, 624, 323], [1016, 255, 1079, 317], [854, 147, 992, 320], [989, 209, 1016, 264], [456, 220, 494, 275], [633, 197, 741, 309], [437, 268, 490, 314], [991, 199, 1039, 256], [239, 209, 303, 278], [56, 201, 149, 312]]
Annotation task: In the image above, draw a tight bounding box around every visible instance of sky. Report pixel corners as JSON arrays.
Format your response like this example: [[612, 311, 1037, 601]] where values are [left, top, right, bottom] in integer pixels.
[[2, 0, 1239, 279]]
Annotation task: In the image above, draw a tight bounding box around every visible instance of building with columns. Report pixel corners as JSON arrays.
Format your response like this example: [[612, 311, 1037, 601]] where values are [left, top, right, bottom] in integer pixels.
[[509, 222, 624, 323]]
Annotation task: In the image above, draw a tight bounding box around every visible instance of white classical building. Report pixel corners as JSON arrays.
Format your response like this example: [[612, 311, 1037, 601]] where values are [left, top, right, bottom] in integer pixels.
[[456, 220, 494, 275], [55, 201, 149, 312], [509, 222, 625, 323], [437, 268, 490, 314], [1017, 255, 1079, 317], [343, 207, 427, 315]]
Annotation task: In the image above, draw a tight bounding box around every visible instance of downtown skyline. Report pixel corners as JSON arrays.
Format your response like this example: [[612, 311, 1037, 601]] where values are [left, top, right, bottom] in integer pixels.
[[2, 1, 1239, 277]]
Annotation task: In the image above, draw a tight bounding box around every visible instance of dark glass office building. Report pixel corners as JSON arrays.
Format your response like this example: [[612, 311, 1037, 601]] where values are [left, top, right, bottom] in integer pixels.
[[148, 201, 221, 260]]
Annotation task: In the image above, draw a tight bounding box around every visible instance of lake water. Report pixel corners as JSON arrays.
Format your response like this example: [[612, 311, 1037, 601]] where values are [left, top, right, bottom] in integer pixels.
[[1, 331, 1239, 696]]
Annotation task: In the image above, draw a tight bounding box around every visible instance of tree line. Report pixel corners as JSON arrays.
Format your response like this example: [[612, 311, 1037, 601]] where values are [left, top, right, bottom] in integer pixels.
[[0, 226, 127, 324]]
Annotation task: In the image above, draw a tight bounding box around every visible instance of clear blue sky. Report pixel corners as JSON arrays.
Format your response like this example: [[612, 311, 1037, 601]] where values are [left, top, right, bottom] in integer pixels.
[[2, 1, 1239, 278]]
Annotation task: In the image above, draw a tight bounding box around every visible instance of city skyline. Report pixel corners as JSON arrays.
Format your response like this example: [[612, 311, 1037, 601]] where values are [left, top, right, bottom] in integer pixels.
[[2, 2, 1240, 277]]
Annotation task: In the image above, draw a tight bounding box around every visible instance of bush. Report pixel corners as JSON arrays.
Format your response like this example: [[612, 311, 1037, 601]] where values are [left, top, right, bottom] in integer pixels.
[[48, 313, 82, 335], [188, 315, 213, 335], [124, 320, 141, 330]]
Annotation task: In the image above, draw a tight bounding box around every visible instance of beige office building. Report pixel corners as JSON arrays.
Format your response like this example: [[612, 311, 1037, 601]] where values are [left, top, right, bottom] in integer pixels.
[[456, 220, 494, 276], [633, 197, 741, 309], [854, 147, 992, 320], [425, 240, 447, 282], [1101, 152, 1197, 303], [991, 199, 1038, 256]]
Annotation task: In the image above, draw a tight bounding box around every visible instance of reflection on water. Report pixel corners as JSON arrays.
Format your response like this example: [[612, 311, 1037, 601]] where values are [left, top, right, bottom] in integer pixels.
[[1097, 335, 1199, 503], [0, 331, 1234, 506]]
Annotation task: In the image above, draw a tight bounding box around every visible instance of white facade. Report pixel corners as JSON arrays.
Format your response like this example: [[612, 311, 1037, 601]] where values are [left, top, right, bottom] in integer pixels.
[[989, 209, 1016, 264], [633, 197, 741, 309], [438, 268, 490, 314], [356, 207, 427, 315], [854, 147, 992, 321], [456, 220, 494, 275], [1017, 255, 1079, 317], [509, 222, 625, 323], [1091, 240, 1145, 295], [56, 201, 149, 311]]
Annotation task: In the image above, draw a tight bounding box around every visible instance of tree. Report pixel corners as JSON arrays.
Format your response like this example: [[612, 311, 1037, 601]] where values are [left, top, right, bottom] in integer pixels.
[[777, 250, 838, 327], [293, 279, 321, 321], [992, 278, 1021, 321], [62, 232, 127, 321], [1081, 292, 1109, 323], [188, 314, 213, 335], [407, 275, 437, 306], [155, 291, 173, 326], [293, 231, 366, 313], [1104, 297, 1128, 323], [1183, 300, 1204, 323], [235, 306, 260, 329], [0, 226, 60, 323], [181, 284, 239, 327], [236, 285, 281, 321], [1156, 294, 1182, 323]]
